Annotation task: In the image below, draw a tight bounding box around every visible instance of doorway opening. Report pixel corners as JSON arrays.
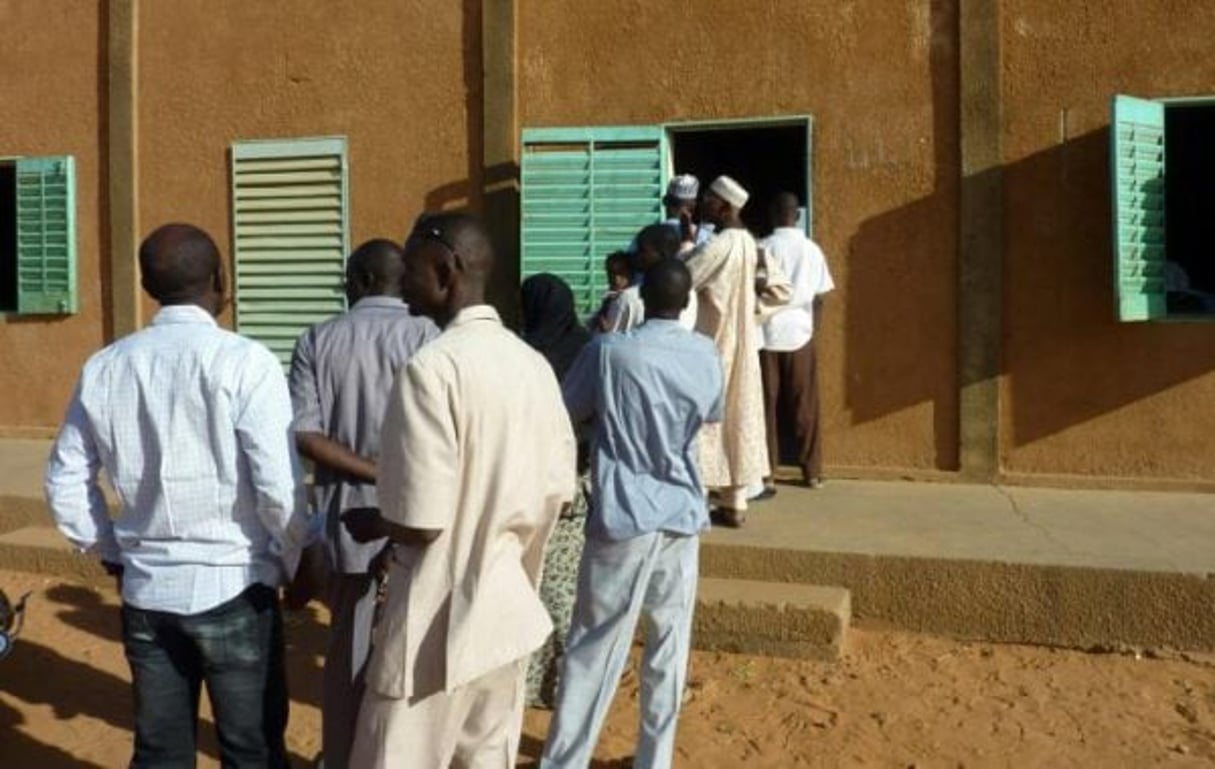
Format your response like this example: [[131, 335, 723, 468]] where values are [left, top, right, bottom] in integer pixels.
[[667, 120, 810, 237]]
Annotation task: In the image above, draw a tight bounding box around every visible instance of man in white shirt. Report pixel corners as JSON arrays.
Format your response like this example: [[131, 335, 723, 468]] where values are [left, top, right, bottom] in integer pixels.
[[344, 212, 576, 767], [759, 192, 835, 490], [45, 223, 313, 768]]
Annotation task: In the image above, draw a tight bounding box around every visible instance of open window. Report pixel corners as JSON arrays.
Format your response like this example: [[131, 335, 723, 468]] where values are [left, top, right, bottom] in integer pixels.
[[519, 117, 813, 315], [0, 156, 78, 315], [666, 116, 813, 238], [1111, 95, 1215, 321]]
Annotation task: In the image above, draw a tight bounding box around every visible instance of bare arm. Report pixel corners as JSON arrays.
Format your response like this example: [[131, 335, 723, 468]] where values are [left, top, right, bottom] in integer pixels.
[[295, 432, 377, 482], [342, 507, 441, 548]]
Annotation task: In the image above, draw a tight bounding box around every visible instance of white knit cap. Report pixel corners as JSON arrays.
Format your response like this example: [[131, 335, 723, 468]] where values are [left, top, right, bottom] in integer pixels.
[[665, 174, 700, 201], [709, 175, 749, 209]]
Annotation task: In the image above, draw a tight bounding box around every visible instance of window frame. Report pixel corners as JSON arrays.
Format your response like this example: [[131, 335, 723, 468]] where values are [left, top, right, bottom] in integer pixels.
[[229, 136, 350, 365], [0, 153, 79, 316]]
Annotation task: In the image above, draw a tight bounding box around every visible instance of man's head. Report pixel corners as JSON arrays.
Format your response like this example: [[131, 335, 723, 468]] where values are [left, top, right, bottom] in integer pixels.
[[604, 251, 632, 292], [662, 174, 700, 219], [634, 224, 681, 272], [770, 191, 800, 229], [641, 258, 692, 321], [401, 212, 495, 327], [701, 175, 749, 228], [139, 223, 224, 315], [344, 239, 405, 304]]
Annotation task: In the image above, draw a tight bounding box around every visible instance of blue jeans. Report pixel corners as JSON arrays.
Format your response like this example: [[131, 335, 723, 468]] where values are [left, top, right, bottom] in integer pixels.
[[121, 584, 289, 768]]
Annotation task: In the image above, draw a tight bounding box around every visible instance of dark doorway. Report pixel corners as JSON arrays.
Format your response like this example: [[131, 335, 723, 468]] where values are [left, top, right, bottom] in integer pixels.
[[1164, 104, 1215, 308], [669, 122, 809, 237], [0, 164, 16, 312]]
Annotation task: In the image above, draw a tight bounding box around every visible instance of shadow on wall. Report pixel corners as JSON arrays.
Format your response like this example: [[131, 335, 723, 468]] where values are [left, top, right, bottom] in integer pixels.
[[844, 0, 960, 470], [422, 0, 524, 328], [1002, 126, 1215, 447]]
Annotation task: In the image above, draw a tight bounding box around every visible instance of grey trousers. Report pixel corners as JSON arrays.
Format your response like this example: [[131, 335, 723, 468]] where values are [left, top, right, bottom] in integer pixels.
[[542, 531, 699, 769], [323, 573, 378, 769]]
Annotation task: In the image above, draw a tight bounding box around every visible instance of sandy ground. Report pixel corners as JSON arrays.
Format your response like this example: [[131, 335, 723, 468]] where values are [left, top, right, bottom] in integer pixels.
[[1, 570, 1213, 768]]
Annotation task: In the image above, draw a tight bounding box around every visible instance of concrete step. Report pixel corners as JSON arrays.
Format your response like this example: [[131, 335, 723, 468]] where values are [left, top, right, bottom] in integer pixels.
[[0, 526, 107, 585], [693, 577, 849, 661]]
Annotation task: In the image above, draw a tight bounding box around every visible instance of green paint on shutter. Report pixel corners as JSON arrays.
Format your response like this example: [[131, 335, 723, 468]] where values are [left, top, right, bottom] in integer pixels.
[[1110, 96, 1166, 322], [521, 127, 664, 316], [231, 137, 349, 366], [15, 156, 77, 315]]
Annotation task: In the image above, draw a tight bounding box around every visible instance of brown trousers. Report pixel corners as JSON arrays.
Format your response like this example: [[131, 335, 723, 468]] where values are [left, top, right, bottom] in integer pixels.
[[760, 339, 822, 483]]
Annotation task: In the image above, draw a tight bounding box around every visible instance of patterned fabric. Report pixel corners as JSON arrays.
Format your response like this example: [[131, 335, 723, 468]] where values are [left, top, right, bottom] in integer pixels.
[[526, 474, 589, 709], [685, 228, 771, 493], [45, 304, 314, 615]]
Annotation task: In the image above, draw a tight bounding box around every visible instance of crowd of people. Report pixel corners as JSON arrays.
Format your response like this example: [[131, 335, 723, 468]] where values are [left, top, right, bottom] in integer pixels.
[[42, 172, 833, 768]]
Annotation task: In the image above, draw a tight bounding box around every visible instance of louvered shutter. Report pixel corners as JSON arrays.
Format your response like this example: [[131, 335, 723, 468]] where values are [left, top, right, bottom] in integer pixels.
[[231, 138, 349, 365], [1110, 96, 1167, 322], [15, 156, 77, 315], [521, 127, 665, 316]]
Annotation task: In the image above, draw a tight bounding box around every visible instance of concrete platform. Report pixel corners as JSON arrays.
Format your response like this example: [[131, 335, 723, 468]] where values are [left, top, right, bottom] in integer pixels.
[[702, 481, 1215, 652], [694, 578, 849, 661], [4, 437, 1215, 652]]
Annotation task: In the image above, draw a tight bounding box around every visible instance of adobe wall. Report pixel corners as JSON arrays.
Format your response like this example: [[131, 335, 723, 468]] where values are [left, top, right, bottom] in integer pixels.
[[518, 0, 963, 472], [0, 1, 106, 434], [1000, 0, 1215, 480], [137, 0, 478, 325]]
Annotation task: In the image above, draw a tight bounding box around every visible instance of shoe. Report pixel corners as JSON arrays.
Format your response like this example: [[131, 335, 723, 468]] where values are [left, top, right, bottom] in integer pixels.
[[806, 477, 825, 489], [752, 485, 778, 502], [710, 507, 746, 528]]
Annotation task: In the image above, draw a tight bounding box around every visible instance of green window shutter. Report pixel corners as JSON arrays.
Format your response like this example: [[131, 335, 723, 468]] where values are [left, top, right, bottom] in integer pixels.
[[231, 137, 349, 366], [521, 127, 664, 316], [15, 155, 77, 315], [1110, 95, 1166, 322]]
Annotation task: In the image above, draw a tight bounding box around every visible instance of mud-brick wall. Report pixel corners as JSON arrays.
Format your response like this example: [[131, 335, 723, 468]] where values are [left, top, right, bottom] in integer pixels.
[[0, 1, 107, 433], [137, 0, 479, 326], [1000, 0, 1215, 480], [519, 0, 963, 472]]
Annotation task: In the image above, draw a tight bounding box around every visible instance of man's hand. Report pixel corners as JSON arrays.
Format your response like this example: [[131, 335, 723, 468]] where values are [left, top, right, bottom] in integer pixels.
[[342, 507, 389, 543], [102, 560, 124, 594]]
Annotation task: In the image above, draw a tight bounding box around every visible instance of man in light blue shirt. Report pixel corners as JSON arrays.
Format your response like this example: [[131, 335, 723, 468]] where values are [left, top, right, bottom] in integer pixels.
[[542, 259, 723, 769], [45, 223, 313, 768]]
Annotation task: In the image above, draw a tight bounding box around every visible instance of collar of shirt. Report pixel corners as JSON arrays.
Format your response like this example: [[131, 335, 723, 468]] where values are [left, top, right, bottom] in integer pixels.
[[151, 304, 218, 327], [448, 304, 501, 329], [351, 295, 410, 312], [773, 226, 803, 235], [639, 318, 683, 332]]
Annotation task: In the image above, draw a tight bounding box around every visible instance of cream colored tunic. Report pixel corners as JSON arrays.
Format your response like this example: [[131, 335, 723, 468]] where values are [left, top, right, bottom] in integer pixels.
[[363, 305, 577, 705], [686, 228, 770, 489]]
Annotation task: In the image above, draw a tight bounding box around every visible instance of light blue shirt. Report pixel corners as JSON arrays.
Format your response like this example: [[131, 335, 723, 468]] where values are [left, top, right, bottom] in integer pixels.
[[562, 319, 724, 541], [45, 305, 314, 614]]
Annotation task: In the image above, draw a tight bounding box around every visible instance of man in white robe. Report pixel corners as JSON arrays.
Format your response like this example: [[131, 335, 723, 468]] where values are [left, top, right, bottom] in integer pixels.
[[683, 176, 785, 527]]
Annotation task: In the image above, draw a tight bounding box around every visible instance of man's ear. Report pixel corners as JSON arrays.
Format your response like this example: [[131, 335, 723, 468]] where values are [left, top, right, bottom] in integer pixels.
[[435, 252, 457, 290], [212, 265, 225, 295]]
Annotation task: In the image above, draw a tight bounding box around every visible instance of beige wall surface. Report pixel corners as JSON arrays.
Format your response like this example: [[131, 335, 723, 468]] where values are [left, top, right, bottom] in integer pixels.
[[1000, 0, 1215, 480], [0, 1, 106, 433], [137, 0, 478, 326], [519, 0, 962, 472]]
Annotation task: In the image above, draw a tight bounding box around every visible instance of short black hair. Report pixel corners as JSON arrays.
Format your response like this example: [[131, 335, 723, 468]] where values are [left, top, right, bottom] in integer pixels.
[[640, 258, 692, 315], [636, 224, 680, 260], [605, 250, 631, 273], [139, 223, 221, 305]]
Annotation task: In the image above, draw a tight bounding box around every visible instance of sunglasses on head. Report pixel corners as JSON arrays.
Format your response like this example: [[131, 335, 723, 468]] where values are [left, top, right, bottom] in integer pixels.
[[411, 225, 464, 270]]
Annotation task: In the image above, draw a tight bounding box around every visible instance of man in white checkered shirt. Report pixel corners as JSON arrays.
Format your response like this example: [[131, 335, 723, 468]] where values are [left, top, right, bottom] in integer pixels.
[[45, 223, 314, 768]]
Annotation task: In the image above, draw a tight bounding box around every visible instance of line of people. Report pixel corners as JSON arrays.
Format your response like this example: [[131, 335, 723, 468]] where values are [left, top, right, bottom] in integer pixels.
[[43, 171, 832, 768]]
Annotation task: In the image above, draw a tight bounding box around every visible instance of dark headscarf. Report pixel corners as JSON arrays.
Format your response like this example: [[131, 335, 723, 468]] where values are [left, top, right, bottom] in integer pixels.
[[521, 273, 591, 380]]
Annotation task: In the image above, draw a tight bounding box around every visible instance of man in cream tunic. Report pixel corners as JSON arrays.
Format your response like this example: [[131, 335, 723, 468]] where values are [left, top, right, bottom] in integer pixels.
[[345, 212, 577, 767], [683, 176, 782, 526]]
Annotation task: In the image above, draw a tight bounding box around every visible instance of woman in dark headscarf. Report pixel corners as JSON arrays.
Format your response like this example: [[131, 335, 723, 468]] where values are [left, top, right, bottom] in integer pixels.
[[519, 273, 592, 709], [521, 273, 592, 379]]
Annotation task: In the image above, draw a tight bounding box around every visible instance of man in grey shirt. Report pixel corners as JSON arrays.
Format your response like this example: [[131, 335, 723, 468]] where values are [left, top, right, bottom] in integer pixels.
[[288, 238, 438, 769]]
